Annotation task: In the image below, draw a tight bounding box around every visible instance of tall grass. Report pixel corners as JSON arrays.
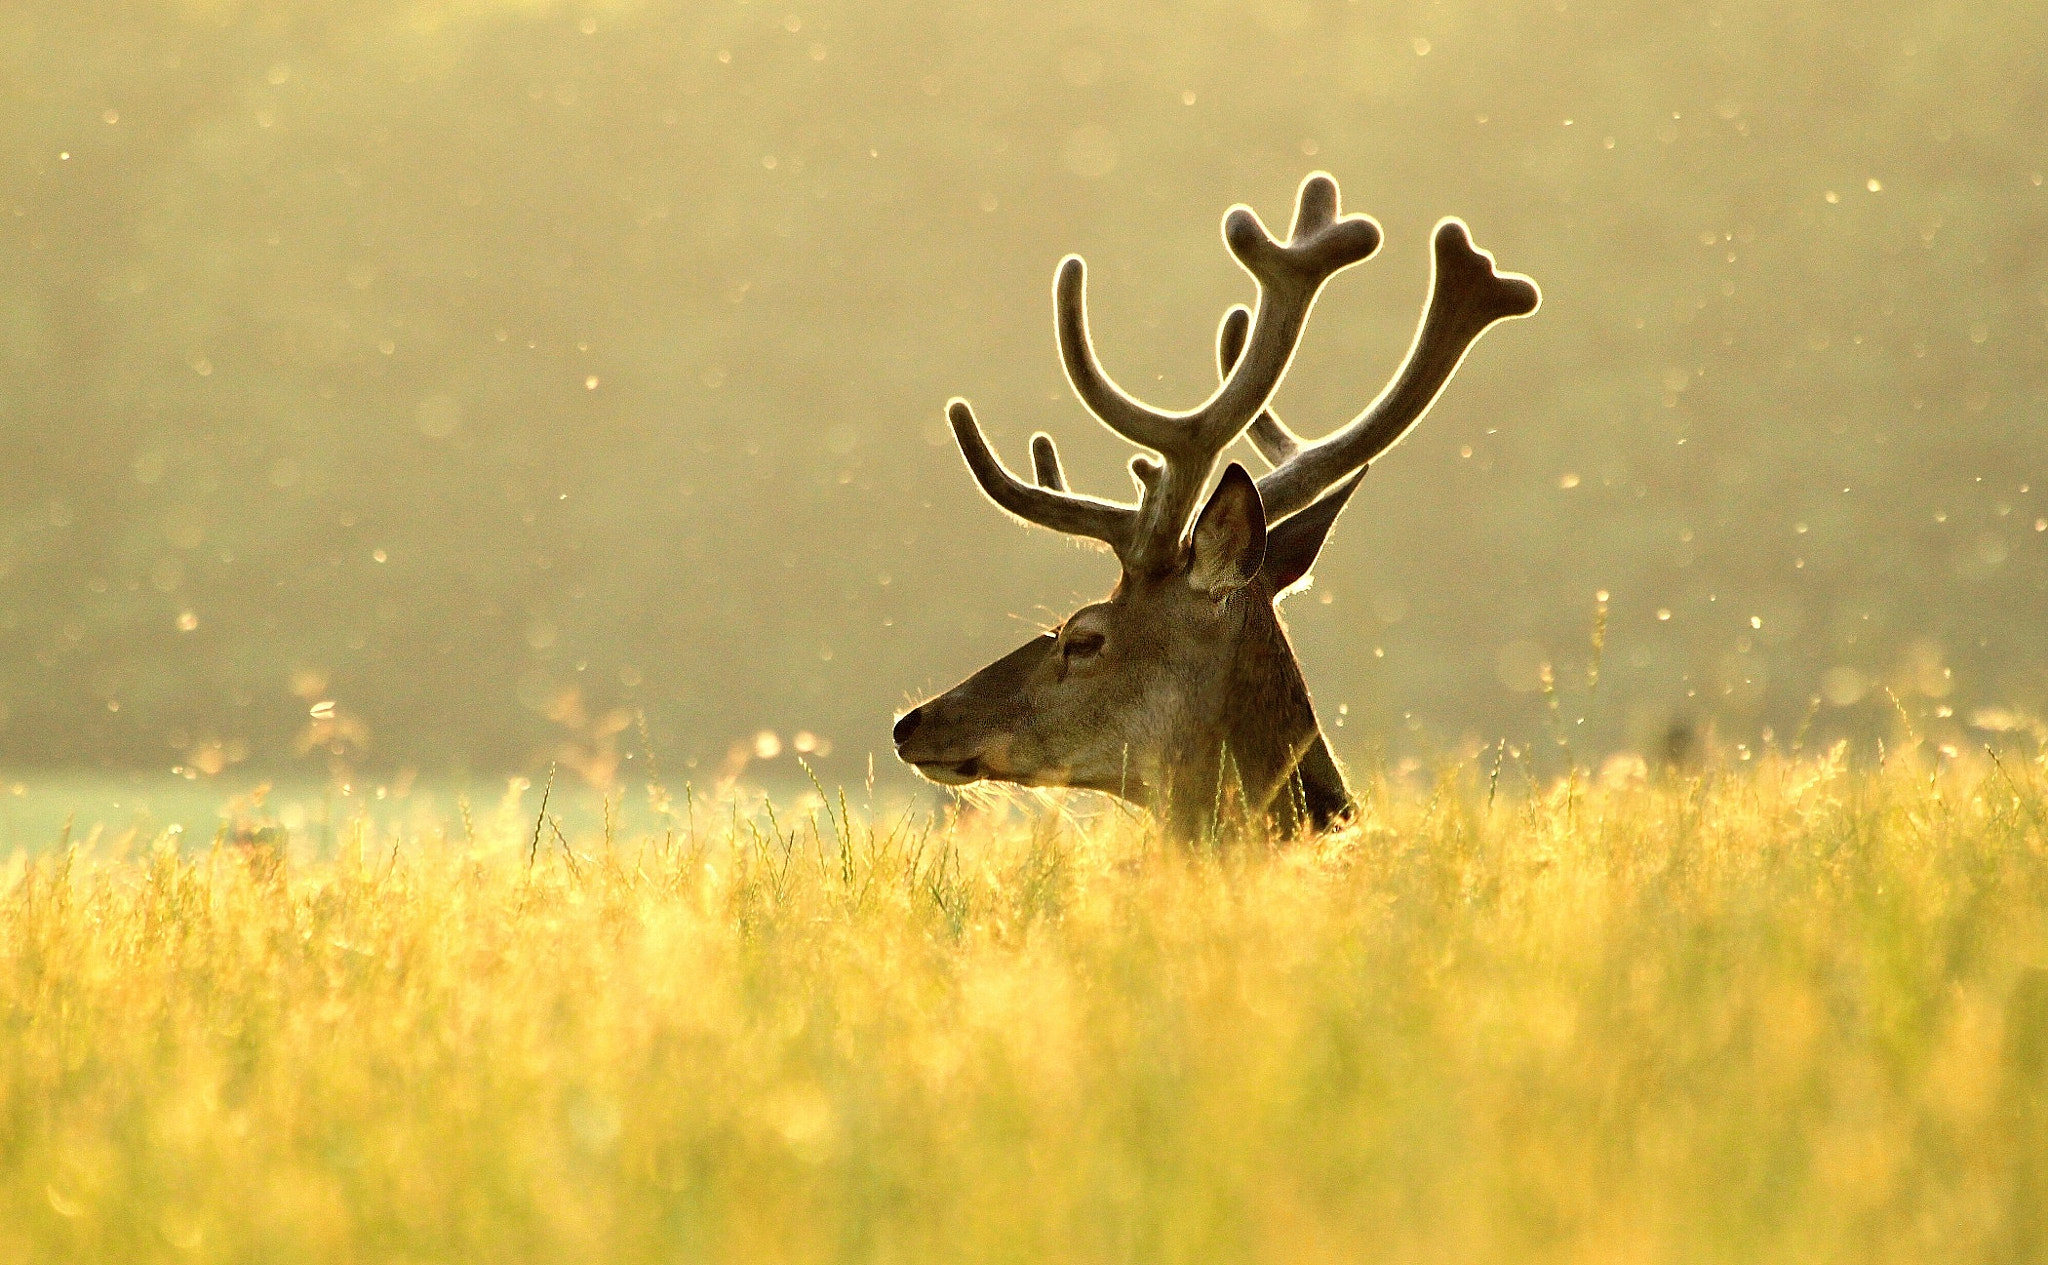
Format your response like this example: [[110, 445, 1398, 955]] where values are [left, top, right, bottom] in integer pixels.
[[3, 749, 2047, 1263]]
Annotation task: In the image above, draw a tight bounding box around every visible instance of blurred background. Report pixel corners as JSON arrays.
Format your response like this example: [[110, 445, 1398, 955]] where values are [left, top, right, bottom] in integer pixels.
[[1, 0, 2044, 808]]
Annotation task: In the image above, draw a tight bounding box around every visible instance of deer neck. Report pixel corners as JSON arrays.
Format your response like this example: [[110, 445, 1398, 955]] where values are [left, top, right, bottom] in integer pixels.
[[1160, 588, 1329, 839]]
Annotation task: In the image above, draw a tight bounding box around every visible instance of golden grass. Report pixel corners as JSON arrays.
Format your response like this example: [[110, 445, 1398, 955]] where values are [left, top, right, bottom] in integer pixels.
[[4, 750, 2047, 1263]]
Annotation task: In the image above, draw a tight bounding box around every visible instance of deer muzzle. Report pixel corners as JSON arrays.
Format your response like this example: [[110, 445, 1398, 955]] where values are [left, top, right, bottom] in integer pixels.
[[893, 633, 1056, 786], [891, 702, 987, 784]]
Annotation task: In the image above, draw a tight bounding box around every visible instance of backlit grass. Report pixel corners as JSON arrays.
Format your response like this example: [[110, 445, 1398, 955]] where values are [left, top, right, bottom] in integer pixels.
[[4, 749, 2047, 1263]]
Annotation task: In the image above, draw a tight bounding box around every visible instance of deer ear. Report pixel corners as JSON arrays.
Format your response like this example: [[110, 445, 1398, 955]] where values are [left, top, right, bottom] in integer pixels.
[[1188, 464, 1267, 597], [1265, 469, 1364, 597]]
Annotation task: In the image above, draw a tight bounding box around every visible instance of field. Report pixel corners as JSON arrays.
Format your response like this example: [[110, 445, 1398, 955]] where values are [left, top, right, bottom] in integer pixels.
[[4, 750, 2047, 1264]]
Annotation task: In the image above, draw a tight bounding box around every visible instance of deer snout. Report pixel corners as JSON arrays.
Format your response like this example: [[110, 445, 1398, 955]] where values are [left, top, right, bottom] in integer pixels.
[[892, 706, 924, 746], [892, 701, 994, 785]]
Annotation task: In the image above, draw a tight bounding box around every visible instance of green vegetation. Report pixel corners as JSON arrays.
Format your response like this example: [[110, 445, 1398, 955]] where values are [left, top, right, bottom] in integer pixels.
[[6, 752, 2046, 1262]]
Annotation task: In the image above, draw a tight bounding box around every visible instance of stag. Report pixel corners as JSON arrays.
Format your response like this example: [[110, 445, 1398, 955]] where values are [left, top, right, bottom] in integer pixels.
[[892, 173, 1538, 840]]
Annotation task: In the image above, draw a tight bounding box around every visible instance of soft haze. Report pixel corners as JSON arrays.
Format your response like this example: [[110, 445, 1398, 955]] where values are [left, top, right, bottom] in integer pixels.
[[2, 0, 2043, 789]]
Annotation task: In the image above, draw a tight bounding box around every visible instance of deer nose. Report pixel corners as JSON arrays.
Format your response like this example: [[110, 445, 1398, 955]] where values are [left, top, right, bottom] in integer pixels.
[[892, 707, 924, 746]]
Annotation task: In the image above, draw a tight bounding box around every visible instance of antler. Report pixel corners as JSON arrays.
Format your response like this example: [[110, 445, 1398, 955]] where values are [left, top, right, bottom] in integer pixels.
[[1214, 305, 1304, 466], [1252, 218, 1540, 520], [946, 399, 1135, 553], [1052, 173, 1381, 573], [945, 174, 1379, 570], [943, 180, 1537, 571]]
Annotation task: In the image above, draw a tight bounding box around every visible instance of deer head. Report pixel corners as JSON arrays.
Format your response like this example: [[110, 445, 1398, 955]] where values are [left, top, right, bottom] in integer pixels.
[[892, 173, 1538, 840]]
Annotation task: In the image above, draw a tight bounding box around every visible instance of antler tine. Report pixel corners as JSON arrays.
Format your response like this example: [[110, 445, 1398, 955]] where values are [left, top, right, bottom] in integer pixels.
[[1257, 218, 1540, 521], [948, 400, 1135, 555], [1056, 174, 1381, 460], [1057, 172, 1382, 572], [1030, 433, 1066, 491], [1053, 256, 1181, 456], [1217, 304, 1303, 466]]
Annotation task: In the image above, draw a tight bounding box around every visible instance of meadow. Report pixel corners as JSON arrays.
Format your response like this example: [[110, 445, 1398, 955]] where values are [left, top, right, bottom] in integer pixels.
[[4, 747, 2047, 1264]]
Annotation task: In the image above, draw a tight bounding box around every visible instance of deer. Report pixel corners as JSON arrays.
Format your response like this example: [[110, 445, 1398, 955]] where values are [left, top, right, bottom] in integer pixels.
[[891, 172, 1539, 841]]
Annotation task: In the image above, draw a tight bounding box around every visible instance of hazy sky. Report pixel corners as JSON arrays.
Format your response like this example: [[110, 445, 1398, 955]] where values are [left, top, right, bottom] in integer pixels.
[[1, 0, 2043, 789]]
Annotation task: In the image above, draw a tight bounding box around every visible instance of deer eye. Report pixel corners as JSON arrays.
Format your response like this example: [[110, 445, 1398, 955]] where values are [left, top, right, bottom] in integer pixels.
[[1062, 630, 1105, 659]]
